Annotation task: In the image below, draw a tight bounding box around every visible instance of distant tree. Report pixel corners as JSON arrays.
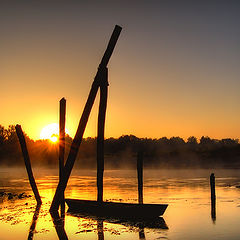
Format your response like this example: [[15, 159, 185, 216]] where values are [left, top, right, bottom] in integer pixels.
[[187, 136, 198, 145], [0, 125, 7, 145]]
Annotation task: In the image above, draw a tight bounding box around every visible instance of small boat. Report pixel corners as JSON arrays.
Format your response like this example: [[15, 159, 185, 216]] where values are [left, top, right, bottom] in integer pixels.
[[65, 199, 168, 219]]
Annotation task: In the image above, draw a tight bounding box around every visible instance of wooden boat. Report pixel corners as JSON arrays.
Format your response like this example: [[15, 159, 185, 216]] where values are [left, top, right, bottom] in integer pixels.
[[65, 199, 168, 219]]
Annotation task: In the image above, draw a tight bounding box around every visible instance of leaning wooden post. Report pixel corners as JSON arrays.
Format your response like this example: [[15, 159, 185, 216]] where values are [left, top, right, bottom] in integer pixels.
[[137, 151, 143, 204], [97, 68, 108, 202], [15, 125, 42, 204], [59, 98, 66, 213], [50, 25, 122, 211], [210, 173, 216, 221]]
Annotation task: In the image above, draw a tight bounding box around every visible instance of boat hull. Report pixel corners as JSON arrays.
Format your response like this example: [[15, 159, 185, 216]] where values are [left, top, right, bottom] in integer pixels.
[[65, 199, 168, 219]]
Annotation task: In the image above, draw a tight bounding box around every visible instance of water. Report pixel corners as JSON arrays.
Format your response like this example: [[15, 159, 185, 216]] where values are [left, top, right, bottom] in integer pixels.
[[1, 168, 240, 239]]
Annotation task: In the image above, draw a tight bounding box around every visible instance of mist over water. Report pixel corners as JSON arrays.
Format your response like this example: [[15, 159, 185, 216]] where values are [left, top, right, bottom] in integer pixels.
[[1, 167, 240, 239]]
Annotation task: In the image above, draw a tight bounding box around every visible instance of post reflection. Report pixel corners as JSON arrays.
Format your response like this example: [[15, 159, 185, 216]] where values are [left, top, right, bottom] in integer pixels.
[[50, 210, 68, 240], [211, 197, 216, 223], [28, 203, 41, 240], [97, 219, 104, 240], [138, 226, 146, 240]]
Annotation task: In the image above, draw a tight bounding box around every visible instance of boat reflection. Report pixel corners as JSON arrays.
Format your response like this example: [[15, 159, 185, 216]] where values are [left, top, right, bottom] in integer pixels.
[[28, 203, 41, 240], [70, 211, 167, 240], [68, 210, 168, 229]]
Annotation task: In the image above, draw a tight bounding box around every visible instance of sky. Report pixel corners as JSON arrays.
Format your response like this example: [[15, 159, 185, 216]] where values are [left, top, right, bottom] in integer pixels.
[[1, 0, 240, 140]]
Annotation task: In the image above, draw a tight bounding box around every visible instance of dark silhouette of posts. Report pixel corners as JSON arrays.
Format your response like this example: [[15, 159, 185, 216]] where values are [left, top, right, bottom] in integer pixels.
[[50, 25, 122, 211], [137, 151, 143, 204], [50, 211, 68, 240], [59, 98, 66, 213], [97, 68, 108, 202], [28, 204, 41, 240], [97, 219, 104, 240], [210, 173, 216, 222], [15, 125, 42, 205]]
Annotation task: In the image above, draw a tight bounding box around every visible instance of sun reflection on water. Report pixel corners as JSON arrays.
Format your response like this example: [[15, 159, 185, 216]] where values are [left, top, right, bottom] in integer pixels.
[[1, 169, 240, 239]]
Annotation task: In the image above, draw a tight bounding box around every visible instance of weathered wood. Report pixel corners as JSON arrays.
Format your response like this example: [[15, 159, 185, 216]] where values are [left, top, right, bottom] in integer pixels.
[[97, 68, 108, 202], [15, 125, 42, 204], [66, 199, 168, 218], [59, 98, 66, 183], [137, 151, 143, 204], [59, 98, 66, 213], [99, 25, 122, 68], [50, 25, 122, 211], [210, 173, 216, 222]]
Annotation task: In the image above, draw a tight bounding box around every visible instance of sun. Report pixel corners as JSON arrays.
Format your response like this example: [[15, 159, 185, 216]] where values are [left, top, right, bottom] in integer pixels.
[[40, 123, 59, 143]]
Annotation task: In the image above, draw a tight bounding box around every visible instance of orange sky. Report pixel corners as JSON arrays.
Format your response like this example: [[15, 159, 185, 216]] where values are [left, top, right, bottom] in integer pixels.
[[1, 1, 240, 140]]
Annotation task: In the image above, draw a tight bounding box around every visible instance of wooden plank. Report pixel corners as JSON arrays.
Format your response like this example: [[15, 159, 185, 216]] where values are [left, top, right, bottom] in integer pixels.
[[15, 124, 42, 204]]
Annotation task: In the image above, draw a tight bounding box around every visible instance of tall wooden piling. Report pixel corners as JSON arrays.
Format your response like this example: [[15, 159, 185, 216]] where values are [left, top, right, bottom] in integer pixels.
[[50, 25, 122, 211], [59, 98, 66, 213], [15, 125, 42, 204], [137, 151, 143, 204], [210, 173, 216, 222], [97, 68, 108, 202]]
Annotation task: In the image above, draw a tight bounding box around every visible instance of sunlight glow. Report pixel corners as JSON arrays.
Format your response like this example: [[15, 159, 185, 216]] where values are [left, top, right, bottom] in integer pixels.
[[40, 123, 65, 143]]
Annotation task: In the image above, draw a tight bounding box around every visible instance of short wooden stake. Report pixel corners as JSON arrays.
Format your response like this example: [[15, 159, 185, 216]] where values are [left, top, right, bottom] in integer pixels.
[[210, 173, 216, 222], [137, 151, 143, 204], [15, 125, 42, 204]]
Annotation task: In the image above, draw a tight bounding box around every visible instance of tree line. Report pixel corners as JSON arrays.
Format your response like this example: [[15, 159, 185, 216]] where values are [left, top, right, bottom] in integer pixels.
[[1, 124, 240, 168]]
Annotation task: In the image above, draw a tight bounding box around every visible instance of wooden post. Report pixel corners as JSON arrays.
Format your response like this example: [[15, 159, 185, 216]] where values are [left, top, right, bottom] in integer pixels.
[[50, 25, 122, 211], [15, 125, 42, 204], [97, 68, 108, 202], [59, 98, 66, 213], [210, 173, 216, 222], [137, 151, 143, 204]]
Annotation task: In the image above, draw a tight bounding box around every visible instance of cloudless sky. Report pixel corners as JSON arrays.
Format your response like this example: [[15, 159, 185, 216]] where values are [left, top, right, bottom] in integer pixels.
[[1, 0, 240, 140]]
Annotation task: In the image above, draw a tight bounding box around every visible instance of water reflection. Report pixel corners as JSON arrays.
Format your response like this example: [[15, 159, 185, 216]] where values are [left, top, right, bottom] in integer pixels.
[[211, 195, 216, 223], [50, 210, 68, 240], [28, 203, 41, 240], [97, 219, 104, 240]]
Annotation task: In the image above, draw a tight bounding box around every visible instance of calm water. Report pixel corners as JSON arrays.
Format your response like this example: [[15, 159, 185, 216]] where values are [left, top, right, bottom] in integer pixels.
[[1, 168, 240, 240]]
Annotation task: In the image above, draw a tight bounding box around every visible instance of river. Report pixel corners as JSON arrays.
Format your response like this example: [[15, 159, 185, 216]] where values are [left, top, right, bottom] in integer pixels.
[[0, 168, 240, 239]]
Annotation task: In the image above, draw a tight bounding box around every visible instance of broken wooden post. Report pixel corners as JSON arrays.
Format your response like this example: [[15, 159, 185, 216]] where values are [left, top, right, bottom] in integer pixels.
[[97, 68, 108, 202], [59, 98, 66, 213], [137, 151, 143, 204], [210, 173, 216, 222], [50, 25, 122, 211], [15, 124, 42, 204]]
